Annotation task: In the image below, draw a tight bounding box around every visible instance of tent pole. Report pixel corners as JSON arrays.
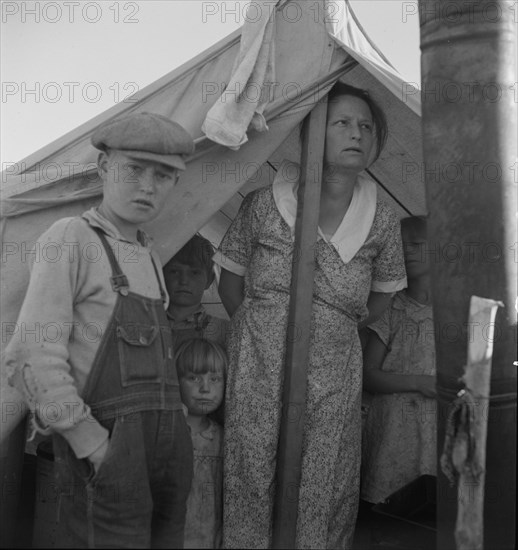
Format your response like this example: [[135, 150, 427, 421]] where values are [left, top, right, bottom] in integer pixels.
[[272, 96, 328, 549], [419, 1, 517, 549]]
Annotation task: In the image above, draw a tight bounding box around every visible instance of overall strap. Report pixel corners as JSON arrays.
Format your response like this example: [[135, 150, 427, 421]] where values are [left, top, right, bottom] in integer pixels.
[[90, 226, 129, 295], [150, 254, 167, 304], [91, 224, 166, 301]]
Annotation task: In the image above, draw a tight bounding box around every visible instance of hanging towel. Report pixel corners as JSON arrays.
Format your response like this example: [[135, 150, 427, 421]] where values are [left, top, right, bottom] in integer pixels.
[[202, 0, 288, 149]]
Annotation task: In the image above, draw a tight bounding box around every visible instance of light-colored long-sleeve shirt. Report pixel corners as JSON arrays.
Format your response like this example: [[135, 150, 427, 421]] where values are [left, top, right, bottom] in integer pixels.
[[5, 207, 168, 459]]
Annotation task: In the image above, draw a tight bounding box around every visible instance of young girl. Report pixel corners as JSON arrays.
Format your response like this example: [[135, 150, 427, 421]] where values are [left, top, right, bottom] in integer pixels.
[[361, 216, 437, 504], [175, 338, 227, 549]]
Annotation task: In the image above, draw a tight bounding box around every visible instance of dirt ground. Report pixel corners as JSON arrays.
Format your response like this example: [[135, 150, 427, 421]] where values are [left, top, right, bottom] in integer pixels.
[[7, 454, 436, 549], [353, 499, 436, 550]]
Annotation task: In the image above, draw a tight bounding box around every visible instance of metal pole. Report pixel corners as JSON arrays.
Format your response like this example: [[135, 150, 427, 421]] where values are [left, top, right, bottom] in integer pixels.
[[272, 96, 328, 548], [419, 2, 517, 548]]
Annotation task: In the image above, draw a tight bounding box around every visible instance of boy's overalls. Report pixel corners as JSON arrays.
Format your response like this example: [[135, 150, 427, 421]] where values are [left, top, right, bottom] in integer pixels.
[[52, 227, 193, 549]]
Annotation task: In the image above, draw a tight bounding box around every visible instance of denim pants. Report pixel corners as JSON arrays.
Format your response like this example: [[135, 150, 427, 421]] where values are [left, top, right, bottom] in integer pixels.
[[53, 411, 193, 549]]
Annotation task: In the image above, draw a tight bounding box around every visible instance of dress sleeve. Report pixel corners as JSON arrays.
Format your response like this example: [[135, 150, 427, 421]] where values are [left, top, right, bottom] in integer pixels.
[[213, 190, 262, 276], [368, 306, 392, 348], [371, 204, 407, 293]]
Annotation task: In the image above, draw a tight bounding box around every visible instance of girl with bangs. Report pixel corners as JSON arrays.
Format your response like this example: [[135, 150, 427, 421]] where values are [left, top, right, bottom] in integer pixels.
[[175, 338, 227, 549]]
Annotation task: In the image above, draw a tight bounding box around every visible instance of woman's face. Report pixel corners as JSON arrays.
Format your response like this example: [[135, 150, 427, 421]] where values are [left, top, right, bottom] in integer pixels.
[[324, 95, 376, 173]]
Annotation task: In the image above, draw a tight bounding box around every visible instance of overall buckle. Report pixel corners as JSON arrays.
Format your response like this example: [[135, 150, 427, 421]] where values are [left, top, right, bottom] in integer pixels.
[[110, 274, 130, 296]]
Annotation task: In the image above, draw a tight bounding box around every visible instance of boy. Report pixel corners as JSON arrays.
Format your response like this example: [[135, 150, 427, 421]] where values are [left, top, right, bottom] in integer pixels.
[[163, 235, 228, 348], [5, 112, 195, 548]]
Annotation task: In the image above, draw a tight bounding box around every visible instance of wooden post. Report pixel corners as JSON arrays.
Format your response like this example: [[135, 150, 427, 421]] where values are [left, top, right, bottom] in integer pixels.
[[271, 96, 328, 549], [440, 296, 503, 550]]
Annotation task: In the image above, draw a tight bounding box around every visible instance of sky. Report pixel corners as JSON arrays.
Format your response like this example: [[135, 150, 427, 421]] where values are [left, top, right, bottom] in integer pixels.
[[0, 0, 421, 166]]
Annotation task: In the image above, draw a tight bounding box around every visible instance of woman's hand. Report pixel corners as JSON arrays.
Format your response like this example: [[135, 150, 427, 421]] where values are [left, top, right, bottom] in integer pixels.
[[87, 437, 109, 473]]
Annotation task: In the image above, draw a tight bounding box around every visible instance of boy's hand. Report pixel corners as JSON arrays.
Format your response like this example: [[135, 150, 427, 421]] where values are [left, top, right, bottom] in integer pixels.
[[88, 437, 110, 473]]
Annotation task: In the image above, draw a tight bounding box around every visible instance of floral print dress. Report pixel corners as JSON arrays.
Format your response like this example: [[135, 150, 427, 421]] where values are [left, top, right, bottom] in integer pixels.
[[184, 418, 224, 549], [214, 175, 406, 549]]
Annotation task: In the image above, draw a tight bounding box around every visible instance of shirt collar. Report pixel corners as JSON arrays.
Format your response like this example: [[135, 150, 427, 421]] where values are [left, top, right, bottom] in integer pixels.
[[167, 304, 206, 324], [271, 160, 377, 264], [82, 207, 152, 247]]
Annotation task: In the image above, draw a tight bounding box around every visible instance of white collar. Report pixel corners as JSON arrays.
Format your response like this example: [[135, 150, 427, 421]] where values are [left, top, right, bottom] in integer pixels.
[[272, 160, 377, 264]]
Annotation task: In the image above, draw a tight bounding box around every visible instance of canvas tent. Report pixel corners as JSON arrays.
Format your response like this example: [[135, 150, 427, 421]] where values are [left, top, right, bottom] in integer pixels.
[[0, 0, 424, 544], [0, 0, 425, 334]]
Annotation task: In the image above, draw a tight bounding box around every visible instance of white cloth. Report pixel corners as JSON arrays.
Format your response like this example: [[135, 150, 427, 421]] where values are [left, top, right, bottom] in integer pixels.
[[202, 0, 288, 149], [271, 160, 377, 264]]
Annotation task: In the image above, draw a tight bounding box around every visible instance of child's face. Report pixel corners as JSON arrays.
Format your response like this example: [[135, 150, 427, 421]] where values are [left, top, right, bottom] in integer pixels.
[[402, 225, 429, 279], [163, 261, 210, 309], [99, 150, 178, 227], [179, 369, 225, 417]]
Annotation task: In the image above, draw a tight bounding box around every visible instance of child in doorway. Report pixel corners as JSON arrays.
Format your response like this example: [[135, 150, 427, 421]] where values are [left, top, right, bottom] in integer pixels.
[[361, 216, 437, 504], [163, 235, 228, 348], [176, 338, 227, 549]]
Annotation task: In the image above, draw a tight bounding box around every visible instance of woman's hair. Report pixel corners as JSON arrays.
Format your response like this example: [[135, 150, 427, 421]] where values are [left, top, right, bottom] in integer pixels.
[[327, 82, 388, 162], [175, 338, 228, 379], [163, 234, 216, 285]]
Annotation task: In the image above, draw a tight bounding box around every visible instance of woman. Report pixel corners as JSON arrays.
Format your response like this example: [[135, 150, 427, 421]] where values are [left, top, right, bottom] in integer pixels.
[[213, 83, 407, 549]]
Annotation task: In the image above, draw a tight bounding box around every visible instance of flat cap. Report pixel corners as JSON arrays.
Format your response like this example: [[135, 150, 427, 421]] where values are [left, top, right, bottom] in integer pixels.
[[91, 112, 194, 171]]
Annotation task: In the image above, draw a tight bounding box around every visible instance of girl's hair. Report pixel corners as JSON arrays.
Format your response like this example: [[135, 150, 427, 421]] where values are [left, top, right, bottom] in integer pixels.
[[175, 338, 228, 379], [163, 234, 216, 286], [327, 82, 388, 162]]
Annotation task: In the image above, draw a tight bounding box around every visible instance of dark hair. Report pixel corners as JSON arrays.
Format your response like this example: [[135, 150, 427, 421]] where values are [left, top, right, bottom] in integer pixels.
[[401, 215, 428, 240], [327, 82, 388, 162], [163, 234, 215, 285], [175, 338, 228, 379]]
